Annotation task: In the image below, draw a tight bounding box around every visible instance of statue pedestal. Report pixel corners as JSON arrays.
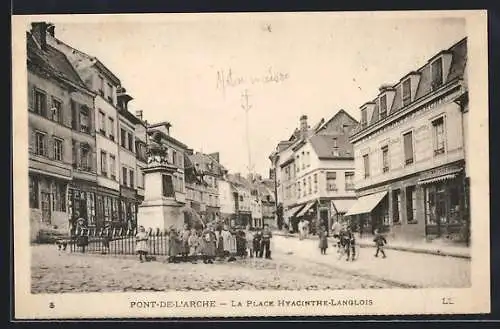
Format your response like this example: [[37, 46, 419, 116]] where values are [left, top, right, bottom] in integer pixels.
[[137, 159, 185, 232]]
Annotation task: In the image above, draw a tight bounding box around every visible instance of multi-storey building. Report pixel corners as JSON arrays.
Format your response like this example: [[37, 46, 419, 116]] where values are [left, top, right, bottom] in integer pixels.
[[27, 23, 96, 239], [217, 175, 237, 224], [226, 173, 253, 227], [146, 121, 187, 204], [346, 37, 469, 241], [133, 110, 148, 204], [184, 151, 224, 223], [270, 111, 358, 233]]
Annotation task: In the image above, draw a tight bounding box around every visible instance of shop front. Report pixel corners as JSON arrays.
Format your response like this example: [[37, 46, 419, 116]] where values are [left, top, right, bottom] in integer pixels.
[[345, 191, 389, 236], [235, 211, 252, 228], [419, 167, 466, 238], [95, 186, 120, 231], [284, 204, 305, 232], [330, 198, 357, 231], [120, 186, 138, 231], [68, 180, 98, 234]]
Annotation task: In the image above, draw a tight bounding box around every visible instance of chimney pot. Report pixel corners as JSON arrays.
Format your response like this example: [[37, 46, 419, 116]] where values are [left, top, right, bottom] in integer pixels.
[[47, 24, 55, 37], [31, 22, 48, 50], [135, 110, 143, 120]]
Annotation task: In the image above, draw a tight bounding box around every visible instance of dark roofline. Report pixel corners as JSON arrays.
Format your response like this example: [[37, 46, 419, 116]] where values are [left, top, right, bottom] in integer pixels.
[[118, 108, 142, 126], [317, 109, 359, 131], [399, 70, 421, 82], [147, 128, 188, 149], [318, 156, 354, 160], [148, 121, 172, 129]]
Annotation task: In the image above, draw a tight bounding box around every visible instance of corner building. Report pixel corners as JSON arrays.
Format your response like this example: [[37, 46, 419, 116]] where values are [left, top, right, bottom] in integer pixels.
[[346, 38, 469, 241]]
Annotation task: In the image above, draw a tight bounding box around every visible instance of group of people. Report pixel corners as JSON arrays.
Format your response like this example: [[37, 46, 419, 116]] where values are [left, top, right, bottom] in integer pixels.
[[314, 219, 388, 261], [135, 223, 274, 263]]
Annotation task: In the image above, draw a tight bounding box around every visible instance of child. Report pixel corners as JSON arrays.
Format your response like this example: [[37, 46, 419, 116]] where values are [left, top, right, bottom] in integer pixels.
[[253, 229, 263, 258], [373, 229, 387, 258], [244, 225, 254, 258], [318, 226, 328, 255], [188, 229, 199, 263], [181, 224, 191, 262], [135, 226, 149, 263]]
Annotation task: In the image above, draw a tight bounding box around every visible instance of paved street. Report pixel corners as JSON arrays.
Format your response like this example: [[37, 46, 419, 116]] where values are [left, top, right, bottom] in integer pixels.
[[272, 235, 471, 288], [32, 243, 395, 293], [32, 233, 469, 293]]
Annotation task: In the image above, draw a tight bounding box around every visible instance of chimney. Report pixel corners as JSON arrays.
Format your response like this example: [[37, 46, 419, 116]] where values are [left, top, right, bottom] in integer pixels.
[[299, 115, 308, 139], [135, 110, 143, 121], [31, 22, 48, 50]]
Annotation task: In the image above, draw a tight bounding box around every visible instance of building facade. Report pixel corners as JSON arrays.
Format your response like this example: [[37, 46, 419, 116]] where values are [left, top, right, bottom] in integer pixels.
[[27, 24, 96, 238], [270, 111, 358, 233], [346, 37, 469, 242]]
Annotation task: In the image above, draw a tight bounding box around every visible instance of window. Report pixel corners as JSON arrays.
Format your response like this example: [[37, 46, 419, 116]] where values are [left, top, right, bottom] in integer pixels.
[[128, 132, 133, 152], [306, 151, 310, 167], [29, 175, 39, 208], [403, 131, 414, 165], [108, 117, 115, 141], [34, 89, 47, 116], [313, 173, 318, 193], [432, 117, 445, 155], [361, 109, 367, 127], [122, 167, 128, 186], [308, 176, 312, 194], [302, 179, 306, 196], [402, 79, 411, 106], [35, 131, 46, 156], [302, 152, 305, 169], [297, 182, 301, 197], [382, 145, 389, 173], [50, 98, 62, 123], [52, 182, 66, 212], [99, 110, 106, 134], [345, 172, 355, 190], [129, 169, 134, 188], [431, 57, 443, 90], [392, 189, 401, 224], [98, 76, 105, 96], [80, 144, 91, 171], [71, 100, 77, 130], [380, 95, 387, 119], [109, 155, 116, 180], [326, 172, 337, 191], [53, 138, 63, 161], [80, 107, 89, 133], [100, 151, 107, 176], [406, 186, 417, 223], [363, 154, 370, 178], [333, 138, 338, 148], [121, 128, 127, 148], [296, 155, 300, 172], [107, 83, 113, 103]]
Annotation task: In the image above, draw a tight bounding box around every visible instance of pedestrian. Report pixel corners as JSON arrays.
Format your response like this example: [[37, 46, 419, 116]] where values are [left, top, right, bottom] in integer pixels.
[[236, 229, 247, 258], [180, 224, 191, 262], [244, 225, 254, 258], [75, 214, 89, 253], [253, 229, 263, 257], [188, 228, 199, 263], [168, 228, 181, 263], [344, 227, 356, 262], [221, 224, 232, 259], [135, 226, 149, 263], [215, 227, 225, 260], [304, 219, 310, 238], [260, 224, 273, 259], [298, 219, 305, 240], [227, 229, 238, 262], [373, 229, 387, 258], [201, 224, 217, 264], [318, 226, 328, 255], [101, 224, 111, 254]]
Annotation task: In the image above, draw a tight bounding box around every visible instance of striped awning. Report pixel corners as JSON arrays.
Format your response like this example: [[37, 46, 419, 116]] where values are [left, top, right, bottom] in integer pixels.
[[284, 204, 304, 220], [345, 191, 387, 216], [295, 201, 316, 217], [331, 199, 357, 214], [418, 168, 462, 185]]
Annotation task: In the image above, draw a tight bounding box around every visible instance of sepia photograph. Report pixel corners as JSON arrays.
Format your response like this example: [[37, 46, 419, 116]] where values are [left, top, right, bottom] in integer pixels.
[[12, 10, 489, 319]]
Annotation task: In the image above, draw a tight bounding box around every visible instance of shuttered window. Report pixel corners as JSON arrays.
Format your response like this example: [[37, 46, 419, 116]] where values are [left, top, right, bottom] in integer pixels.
[[326, 172, 337, 191], [431, 57, 443, 89], [403, 131, 414, 165]]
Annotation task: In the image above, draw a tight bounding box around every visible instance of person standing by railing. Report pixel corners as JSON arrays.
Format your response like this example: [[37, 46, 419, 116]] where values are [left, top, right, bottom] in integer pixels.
[[135, 226, 149, 263]]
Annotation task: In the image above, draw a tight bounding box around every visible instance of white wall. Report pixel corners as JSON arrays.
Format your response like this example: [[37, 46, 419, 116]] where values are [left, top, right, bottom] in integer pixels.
[[218, 180, 235, 214]]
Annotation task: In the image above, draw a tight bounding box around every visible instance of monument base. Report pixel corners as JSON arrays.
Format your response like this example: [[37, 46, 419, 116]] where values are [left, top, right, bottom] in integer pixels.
[[137, 198, 185, 232]]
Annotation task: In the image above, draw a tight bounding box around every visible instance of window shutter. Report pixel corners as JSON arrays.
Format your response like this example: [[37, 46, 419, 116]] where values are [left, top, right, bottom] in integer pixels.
[[46, 94, 52, 119], [29, 129, 35, 153], [403, 133, 413, 161], [28, 84, 34, 111]]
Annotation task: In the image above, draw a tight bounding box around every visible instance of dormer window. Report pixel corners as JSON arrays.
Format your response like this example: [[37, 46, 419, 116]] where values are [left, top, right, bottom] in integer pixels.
[[431, 57, 443, 90], [361, 109, 367, 128], [402, 79, 411, 107], [333, 137, 338, 148], [380, 94, 387, 119]]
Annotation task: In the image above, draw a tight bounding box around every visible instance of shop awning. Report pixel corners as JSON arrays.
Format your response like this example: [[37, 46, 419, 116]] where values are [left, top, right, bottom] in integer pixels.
[[331, 199, 357, 214], [345, 191, 387, 216], [284, 204, 304, 219], [295, 201, 316, 217], [417, 168, 462, 185]]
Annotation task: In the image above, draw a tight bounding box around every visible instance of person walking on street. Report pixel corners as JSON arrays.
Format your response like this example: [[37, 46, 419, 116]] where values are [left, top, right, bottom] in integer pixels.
[[344, 227, 356, 262], [201, 224, 217, 264], [244, 225, 254, 258], [318, 226, 328, 255], [373, 229, 387, 258], [259, 224, 273, 259], [331, 219, 342, 249], [298, 219, 305, 240], [253, 229, 263, 258], [135, 226, 149, 263]]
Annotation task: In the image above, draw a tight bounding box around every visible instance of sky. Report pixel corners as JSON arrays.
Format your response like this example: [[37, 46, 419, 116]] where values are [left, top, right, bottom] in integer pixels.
[[49, 13, 466, 177]]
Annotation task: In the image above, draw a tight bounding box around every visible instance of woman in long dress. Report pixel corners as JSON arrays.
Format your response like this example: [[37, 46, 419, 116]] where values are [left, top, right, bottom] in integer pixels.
[[135, 226, 149, 262], [318, 226, 328, 255], [201, 225, 217, 264], [168, 228, 181, 263]]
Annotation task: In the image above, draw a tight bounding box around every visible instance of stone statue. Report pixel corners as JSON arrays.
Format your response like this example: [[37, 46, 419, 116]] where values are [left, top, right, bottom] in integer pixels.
[[147, 133, 169, 167]]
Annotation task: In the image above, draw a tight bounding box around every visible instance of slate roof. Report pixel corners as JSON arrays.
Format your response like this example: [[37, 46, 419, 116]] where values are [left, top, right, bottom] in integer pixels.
[[188, 152, 226, 176], [357, 37, 467, 129], [27, 32, 88, 90], [309, 133, 354, 160]]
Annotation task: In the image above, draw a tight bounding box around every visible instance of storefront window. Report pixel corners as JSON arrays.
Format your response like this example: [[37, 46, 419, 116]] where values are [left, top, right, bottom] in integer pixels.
[[406, 186, 417, 223], [96, 195, 104, 223], [88, 192, 96, 225], [111, 198, 119, 222], [392, 189, 402, 224], [29, 175, 39, 209], [121, 200, 127, 222]]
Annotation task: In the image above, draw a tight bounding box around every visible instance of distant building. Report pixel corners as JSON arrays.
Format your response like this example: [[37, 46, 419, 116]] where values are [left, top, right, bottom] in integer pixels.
[[346, 37, 469, 242], [269, 111, 358, 233], [226, 173, 253, 228]]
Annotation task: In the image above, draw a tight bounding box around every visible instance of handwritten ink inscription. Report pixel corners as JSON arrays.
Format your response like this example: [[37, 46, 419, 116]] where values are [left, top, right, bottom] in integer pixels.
[[216, 67, 289, 93]]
